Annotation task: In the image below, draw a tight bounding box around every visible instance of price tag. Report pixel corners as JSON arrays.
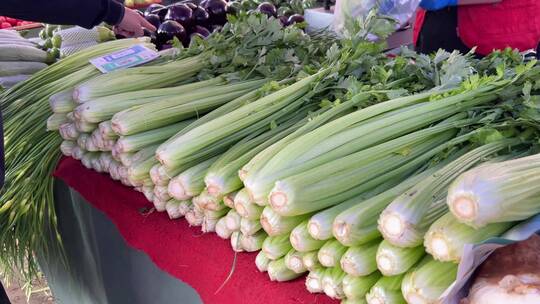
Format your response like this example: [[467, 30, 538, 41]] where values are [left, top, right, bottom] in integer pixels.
[[89, 44, 160, 73]]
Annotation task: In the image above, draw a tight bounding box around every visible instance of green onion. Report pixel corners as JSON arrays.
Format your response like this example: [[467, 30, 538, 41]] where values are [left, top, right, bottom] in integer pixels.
[[318, 239, 348, 268], [302, 251, 321, 271], [447, 153, 540, 228], [268, 258, 302, 282], [240, 230, 267, 252], [343, 272, 381, 300], [366, 275, 407, 304], [240, 217, 262, 236], [256, 251, 271, 272], [260, 206, 312, 236], [376, 240, 425, 276], [284, 249, 308, 274], [424, 212, 513, 263], [290, 220, 326, 252], [306, 267, 326, 293], [168, 156, 219, 200], [233, 188, 263, 220], [379, 140, 519, 248], [401, 257, 457, 304], [322, 266, 347, 299], [262, 234, 292, 260], [341, 299, 368, 304], [340, 240, 380, 276]]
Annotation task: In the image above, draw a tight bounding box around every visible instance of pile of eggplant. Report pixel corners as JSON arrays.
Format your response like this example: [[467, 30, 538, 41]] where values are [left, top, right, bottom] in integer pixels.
[[143, 0, 306, 49]]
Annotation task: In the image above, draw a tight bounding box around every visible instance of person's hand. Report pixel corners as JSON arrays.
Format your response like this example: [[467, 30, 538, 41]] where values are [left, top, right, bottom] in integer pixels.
[[114, 7, 156, 37], [419, 0, 458, 10]]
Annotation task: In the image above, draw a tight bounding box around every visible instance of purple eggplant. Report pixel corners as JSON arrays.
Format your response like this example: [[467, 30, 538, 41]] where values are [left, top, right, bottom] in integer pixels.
[[192, 6, 210, 26], [278, 15, 289, 26], [287, 14, 305, 25], [186, 2, 198, 10], [257, 2, 277, 17], [145, 13, 162, 29], [165, 3, 193, 27], [157, 20, 187, 46], [226, 1, 240, 15], [209, 24, 223, 33], [145, 3, 166, 17], [193, 25, 211, 37], [190, 32, 206, 41], [205, 0, 228, 25]]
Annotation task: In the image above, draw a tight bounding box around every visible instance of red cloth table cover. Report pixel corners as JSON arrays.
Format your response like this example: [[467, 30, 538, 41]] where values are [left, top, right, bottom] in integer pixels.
[[54, 157, 338, 304]]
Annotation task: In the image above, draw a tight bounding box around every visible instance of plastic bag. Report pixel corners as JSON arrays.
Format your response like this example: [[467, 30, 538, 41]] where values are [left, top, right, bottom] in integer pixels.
[[333, 0, 420, 35]]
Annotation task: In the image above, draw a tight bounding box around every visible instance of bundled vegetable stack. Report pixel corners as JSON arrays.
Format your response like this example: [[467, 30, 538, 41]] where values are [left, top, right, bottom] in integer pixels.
[[3, 9, 540, 304], [0, 29, 56, 89]]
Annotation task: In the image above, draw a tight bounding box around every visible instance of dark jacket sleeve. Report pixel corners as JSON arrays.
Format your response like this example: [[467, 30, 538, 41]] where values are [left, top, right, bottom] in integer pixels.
[[0, 0, 125, 29]]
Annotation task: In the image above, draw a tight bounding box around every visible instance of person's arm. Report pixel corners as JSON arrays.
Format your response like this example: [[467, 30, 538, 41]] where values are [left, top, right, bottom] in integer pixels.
[[0, 0, 124, 29], [0, 0, 155, 36]]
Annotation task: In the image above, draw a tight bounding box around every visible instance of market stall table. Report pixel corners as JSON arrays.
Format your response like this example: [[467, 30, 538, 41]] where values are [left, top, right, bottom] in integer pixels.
[[48, 156, 338, 304]]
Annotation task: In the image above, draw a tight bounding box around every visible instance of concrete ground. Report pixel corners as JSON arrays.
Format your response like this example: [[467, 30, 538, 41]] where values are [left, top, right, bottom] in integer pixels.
[[4, 275, 54, 304]]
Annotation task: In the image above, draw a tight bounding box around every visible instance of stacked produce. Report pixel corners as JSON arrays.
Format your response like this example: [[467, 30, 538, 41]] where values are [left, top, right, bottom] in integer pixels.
[[0, 16, 37, 29], [2, 10, 540, 304], [144, 0, 308, 49], [0, 29, 56, 90]]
